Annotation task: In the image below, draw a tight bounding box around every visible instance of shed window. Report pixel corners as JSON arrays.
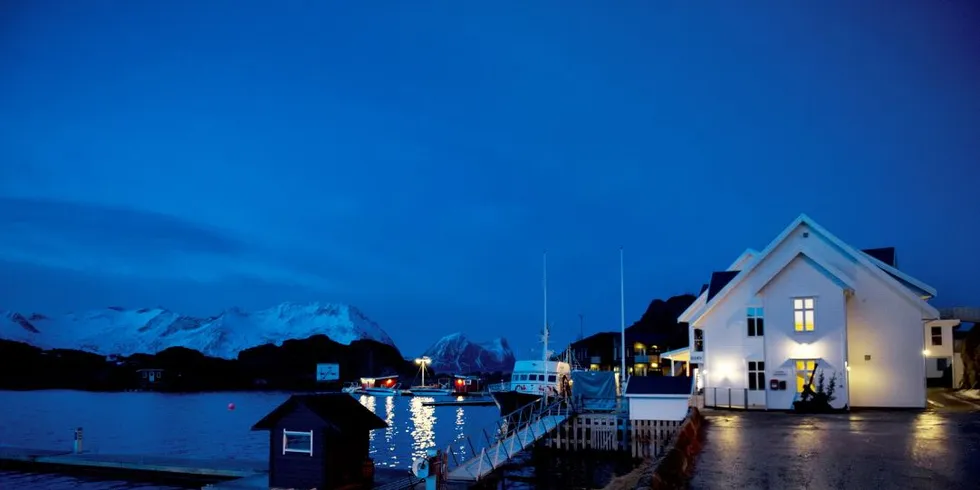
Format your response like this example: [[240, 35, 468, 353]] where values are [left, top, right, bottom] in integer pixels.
[[465, 379, 472, 385], [282, 429, 313, 456]]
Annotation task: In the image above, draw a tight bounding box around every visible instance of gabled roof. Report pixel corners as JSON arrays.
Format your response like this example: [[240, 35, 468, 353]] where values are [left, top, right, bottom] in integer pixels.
[[706, 271, 740, 301], [689, 214, 940, 325], [625, 376, 693, 397], [252, 394, 388, 432], [679, 250, 759, 324], [727, 249, 759, 271], [861, 252, 936, 299], [861, 247, 897, 267]]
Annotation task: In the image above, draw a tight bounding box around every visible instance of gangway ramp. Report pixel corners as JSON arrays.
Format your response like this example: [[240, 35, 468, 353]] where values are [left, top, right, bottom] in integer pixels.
[[444, 398, 571, 483]]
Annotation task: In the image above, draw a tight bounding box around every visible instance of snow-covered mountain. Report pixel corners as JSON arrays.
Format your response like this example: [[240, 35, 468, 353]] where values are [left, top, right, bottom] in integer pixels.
[[421, 332, 515, 373], [0, 302, 396, 360]]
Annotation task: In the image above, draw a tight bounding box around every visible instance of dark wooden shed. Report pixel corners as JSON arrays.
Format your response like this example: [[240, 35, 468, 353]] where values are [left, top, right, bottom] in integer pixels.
[[252, 393, 388, 489]]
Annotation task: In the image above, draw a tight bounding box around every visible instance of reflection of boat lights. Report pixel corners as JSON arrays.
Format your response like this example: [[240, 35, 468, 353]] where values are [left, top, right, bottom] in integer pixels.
[[409, 397, 436, 460]]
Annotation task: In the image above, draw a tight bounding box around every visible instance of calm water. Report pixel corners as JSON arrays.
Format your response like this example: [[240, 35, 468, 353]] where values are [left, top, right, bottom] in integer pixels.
[[0, 390, 630, 489], [0, 390, 496, 488]]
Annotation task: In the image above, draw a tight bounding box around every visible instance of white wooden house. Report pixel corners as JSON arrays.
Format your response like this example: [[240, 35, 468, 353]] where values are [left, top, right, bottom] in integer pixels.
[[675, 213, 956, 410]]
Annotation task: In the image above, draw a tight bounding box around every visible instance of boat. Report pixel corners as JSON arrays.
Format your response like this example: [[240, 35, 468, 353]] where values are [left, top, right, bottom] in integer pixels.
[[490, 360, 571, 416], [408, 356, 452, 396], [341, 381, 363, 395], [409, 384, 452, 396], [489, 251, 571, 416], [359, 375, 402, 396]]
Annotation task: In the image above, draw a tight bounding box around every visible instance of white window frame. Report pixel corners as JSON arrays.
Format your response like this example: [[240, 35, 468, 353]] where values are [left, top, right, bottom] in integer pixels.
[[793, 298, 815, 332], [746, 307, 764, 337], [282, 429, 314, 456], [747, 360, 765, 391]]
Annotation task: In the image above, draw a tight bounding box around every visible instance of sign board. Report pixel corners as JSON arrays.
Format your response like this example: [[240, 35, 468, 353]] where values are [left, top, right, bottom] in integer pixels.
[[772, 370, 788, 376], [690, 352, 704, 364], [316, 363, 339, 382]]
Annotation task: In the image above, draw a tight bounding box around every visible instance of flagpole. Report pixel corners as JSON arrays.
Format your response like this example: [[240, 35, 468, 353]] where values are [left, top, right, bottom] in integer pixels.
[[620, 247, 627, 392]]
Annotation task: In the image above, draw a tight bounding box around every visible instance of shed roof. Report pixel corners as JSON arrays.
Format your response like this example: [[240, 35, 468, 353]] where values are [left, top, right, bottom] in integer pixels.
[[625, 376, 693, 396], [251, 394, 388, 432]]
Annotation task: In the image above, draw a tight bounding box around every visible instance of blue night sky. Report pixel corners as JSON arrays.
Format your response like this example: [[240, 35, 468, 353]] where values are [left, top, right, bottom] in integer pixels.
[[1, 1, 978, 356]]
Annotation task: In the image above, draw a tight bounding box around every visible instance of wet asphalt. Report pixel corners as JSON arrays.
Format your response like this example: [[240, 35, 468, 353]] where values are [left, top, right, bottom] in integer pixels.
[[689, 397, 980, 489]]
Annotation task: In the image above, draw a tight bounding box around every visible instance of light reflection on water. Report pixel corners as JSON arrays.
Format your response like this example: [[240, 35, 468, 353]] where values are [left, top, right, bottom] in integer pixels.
[[349, 393, 496, 468], [409, 396, 436, 460]]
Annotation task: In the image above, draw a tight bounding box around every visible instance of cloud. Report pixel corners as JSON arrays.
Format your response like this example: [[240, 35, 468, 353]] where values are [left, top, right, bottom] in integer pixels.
[[0, 197, 338, 288]]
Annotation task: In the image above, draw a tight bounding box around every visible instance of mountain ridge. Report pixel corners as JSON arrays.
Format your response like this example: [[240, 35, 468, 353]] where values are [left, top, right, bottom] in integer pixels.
[[421, 332, 515, 373], [0, 302, 397, 360]]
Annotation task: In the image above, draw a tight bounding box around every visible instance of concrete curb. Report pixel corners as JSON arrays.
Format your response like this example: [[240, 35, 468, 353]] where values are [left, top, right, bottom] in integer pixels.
[[648, 407, 706, 490]]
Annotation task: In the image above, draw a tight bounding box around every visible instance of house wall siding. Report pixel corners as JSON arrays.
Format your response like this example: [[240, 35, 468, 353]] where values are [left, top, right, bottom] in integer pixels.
[[760, 255, 849, 410], [269, 405, 326, 489], [846, 269, 926, 408], [627, 397, 689, 421]]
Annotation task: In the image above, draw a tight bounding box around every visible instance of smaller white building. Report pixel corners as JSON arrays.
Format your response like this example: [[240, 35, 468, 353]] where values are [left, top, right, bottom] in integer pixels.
[[924, 320, 959, 383], [624, 376, 694, 421]]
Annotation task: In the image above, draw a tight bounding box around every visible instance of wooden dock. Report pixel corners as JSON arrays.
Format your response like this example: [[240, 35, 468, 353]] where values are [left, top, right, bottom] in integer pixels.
[[0, 446, 265, 482]]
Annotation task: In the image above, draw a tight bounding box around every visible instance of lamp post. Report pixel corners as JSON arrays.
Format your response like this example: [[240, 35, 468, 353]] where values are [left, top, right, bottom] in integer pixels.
[[415, 356, 432, 385]]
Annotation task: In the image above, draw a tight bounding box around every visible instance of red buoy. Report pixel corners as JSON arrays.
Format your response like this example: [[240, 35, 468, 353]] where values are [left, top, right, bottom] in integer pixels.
[[228, 402, 236, 411]]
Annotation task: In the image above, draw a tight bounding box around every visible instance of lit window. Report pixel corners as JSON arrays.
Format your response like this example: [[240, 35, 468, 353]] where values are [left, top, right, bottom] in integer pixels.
[[282, 430, 313, 456], [747, 307, 765, 336], [747, 361, 765, 391], [795, 360, 817, 392], [693, 329, 704, 352], [931, 326, 942, 346], [793, 298, 815, 332]]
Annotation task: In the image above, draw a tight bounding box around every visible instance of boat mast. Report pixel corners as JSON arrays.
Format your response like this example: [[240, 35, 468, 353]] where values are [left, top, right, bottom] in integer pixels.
[[620, 247, 627, 392], [543, 250, 549, 364]]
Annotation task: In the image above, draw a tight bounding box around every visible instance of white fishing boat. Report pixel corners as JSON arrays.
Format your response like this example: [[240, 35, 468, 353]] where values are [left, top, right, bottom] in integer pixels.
[[359, 375, 402, 396], [489, 251, 571, 416], [408, 356, 453, 396]]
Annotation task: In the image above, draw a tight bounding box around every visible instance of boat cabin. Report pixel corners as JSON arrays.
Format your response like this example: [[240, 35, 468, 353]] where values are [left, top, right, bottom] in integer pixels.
[[508, 360, 571, 397], [452, 375, 483, 395], [252, 393, 388, 489], [360, 375, 398, 390]]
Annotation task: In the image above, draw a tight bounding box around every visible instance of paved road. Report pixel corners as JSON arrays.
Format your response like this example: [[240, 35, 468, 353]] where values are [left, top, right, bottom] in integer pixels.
[[689, 409, 980, 489]]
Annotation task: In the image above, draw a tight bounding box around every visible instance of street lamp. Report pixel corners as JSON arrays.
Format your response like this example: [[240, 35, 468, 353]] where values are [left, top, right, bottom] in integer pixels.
[[415, 356, 432, 385]]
